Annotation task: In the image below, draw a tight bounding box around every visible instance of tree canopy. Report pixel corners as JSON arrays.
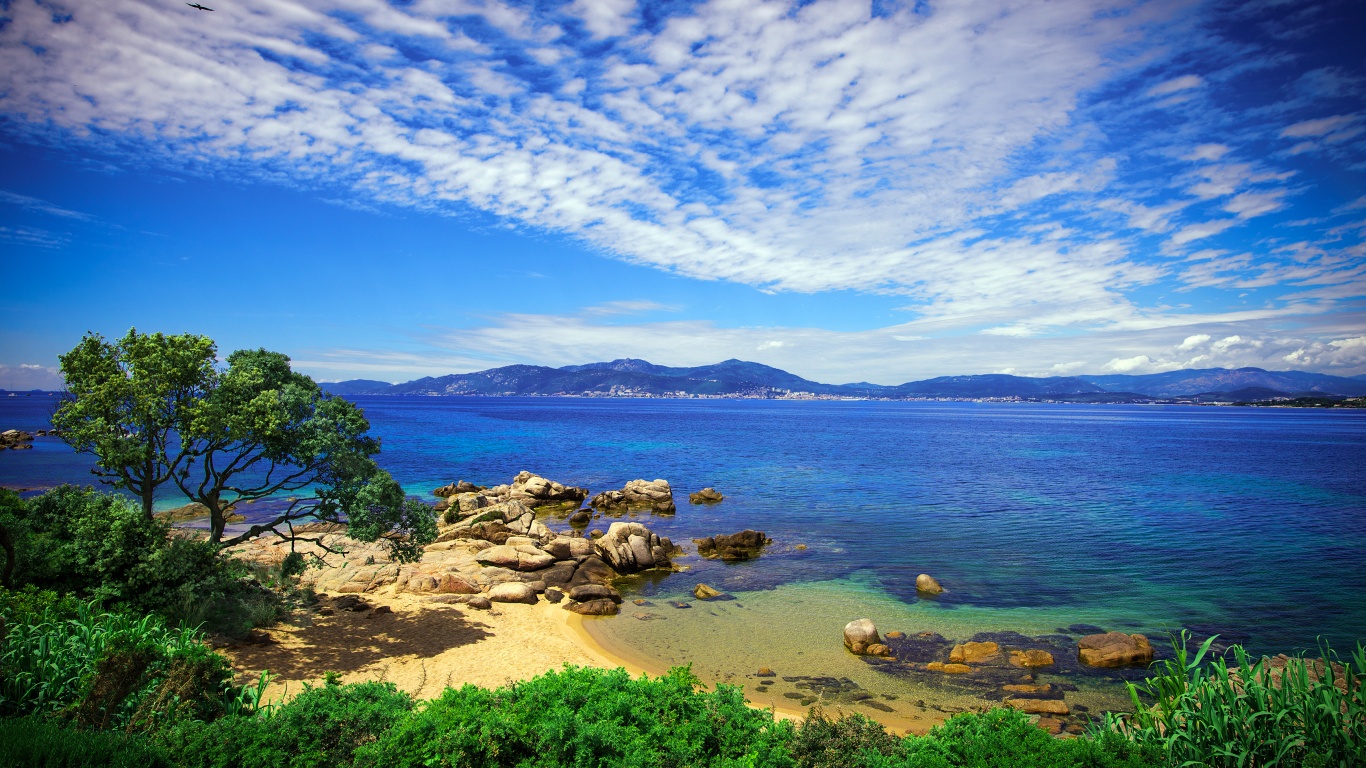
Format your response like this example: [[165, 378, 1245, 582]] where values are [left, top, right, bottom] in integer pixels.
[[53, 329, 435, 561]]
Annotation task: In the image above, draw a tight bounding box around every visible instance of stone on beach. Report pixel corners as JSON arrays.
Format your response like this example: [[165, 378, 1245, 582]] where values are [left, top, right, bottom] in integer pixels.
[[843, 618, 881, 655], [564, 599, 620, 616], [1078, 632, 1153, 668], [1006, 698, 1070, 715], [567, 584, 623, 604], [487, 582, 538, 604], [915, 574, 944, 596]]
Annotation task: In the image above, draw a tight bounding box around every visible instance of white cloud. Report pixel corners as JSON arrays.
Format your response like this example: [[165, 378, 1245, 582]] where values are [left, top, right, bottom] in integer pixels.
[[0, 364, 63, 390], [1186, 143, 1230, 162], [581, 300, 681, 316], [1281, 115, 1358, 138], [1146, 74, 1203, 97], [1176, 334, 1210, 351], [567, 0, 636, 39]]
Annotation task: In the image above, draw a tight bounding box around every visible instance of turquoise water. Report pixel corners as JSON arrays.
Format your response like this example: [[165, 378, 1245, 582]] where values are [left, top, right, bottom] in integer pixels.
[[4, 395, 1364, 656]]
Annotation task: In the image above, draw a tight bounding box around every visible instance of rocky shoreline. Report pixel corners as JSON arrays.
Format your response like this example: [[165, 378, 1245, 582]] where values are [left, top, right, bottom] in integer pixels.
[[224, 469, 1170, 735]]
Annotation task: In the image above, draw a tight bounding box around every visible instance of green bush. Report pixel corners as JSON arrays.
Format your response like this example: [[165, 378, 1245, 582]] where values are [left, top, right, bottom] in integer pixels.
[[1107, 633, 1366, 767], [789, 708, 904, 768], [159, 677, 415, 768], [3, 485, 278, 635], [0, 715, 173, 768]]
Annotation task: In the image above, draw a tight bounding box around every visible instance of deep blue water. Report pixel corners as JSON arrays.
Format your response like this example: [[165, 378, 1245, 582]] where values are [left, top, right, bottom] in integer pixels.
[[4, 394, 1364, 654]]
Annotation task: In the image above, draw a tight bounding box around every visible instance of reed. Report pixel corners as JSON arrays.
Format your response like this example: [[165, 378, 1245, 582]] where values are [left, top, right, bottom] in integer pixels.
[[1101, 632, 1365, 767]]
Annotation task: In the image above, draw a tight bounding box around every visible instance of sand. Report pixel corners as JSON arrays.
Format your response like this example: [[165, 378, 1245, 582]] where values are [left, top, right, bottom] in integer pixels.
[[225, 592, 651, 702]]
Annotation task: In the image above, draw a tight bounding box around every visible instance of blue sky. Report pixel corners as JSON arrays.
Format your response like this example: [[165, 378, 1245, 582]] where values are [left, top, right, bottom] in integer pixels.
[[1, 0, 1363, 388]]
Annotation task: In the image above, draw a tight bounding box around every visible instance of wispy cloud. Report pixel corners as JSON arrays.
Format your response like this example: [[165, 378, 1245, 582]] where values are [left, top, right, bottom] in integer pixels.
[[0, 0, 1361, 353]]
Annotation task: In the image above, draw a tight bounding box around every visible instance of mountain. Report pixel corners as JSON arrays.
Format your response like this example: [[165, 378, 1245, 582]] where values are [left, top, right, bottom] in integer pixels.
[[320, 362, 1366, 400], [1078, 367, 1366, 397], [319, 379, 393, 395]]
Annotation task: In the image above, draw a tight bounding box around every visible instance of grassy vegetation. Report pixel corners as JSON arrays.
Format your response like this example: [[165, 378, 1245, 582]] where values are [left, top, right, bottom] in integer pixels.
[[1105, 633, 1365, 767]]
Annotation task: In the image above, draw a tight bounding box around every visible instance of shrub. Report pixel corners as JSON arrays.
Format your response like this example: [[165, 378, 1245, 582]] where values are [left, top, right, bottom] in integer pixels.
[[789, 708, 903, 768], [159, 677, 415, 768], [1106, 633, 1366, 767], [348, 665, 795, 768], [0, 715, 173, 768]]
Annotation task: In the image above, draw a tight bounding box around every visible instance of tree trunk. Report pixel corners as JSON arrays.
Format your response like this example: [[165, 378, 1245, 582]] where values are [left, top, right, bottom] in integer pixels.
[[209, 495, 225, 543], [141, 453, 155, 520]]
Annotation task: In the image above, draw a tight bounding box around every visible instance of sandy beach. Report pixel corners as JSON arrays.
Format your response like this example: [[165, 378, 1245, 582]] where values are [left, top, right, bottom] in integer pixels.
[[224, 588, 946, 734]]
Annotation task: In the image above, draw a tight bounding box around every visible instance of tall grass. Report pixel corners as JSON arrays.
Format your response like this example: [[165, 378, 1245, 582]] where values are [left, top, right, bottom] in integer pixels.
[[0, 599, 272, 726], [1103, 632, 1365, 767]]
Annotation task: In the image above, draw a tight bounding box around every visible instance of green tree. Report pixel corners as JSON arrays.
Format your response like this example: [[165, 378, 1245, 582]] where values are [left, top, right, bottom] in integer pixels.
[[52, 331, 435, 561], [53, 329, 217, 520]]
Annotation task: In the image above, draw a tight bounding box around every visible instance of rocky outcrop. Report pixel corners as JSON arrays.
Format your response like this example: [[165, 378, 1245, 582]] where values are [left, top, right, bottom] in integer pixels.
[[843, 618, 881, 655], [916, 574, 944, 595], [506, 471, 588, 506], [433, 480, 481, 497], [688, 487, 724, 504], [590, 479, 676, 514], [562, 584, 623, 615], [474, 544, 557, 572], [1, 429, 35, 450], [694, 530, 769, 561], [593, 522, 675, 573], [1078, 632, 1153, 668]]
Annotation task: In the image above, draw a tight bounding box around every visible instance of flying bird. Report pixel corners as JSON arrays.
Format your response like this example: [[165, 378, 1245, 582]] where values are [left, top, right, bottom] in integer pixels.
[[186, 2, 214, 10]]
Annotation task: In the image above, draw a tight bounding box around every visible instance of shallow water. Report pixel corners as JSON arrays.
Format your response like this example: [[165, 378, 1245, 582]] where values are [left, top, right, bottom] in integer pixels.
[[4, 394, 1364, 713]]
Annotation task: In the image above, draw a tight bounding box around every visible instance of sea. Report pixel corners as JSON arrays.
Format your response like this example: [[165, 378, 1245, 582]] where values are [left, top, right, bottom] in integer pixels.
[[5, 393, 1364, 721]]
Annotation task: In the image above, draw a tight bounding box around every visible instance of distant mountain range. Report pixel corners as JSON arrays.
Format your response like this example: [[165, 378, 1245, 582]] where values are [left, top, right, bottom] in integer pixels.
[[319, 360, 1366, 401]]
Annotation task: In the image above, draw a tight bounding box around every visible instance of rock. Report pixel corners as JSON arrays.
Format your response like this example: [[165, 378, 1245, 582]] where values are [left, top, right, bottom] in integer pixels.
[[866, 644, 893, 657], [926, 662, 972, 674], [694, 583, 723, 600], [885, 631, 905, 639], [694, 530, 769, 561], [590, 529, 603, 539], [688, 487, 724, 504], [568, 509, 592, 525], [1009, 649, 1055, 668], [544, 536, 595, 561], [1005, 698, 1069, 715], [949, 641, 1000, 664], [373, 605, 393, 614], [508, 471, 588, 506], [1078, 632, 1153, 668], [434, 480, 480, 497], [1035, 717, 1065, 735], [590, 479, 675, 514], [456, 493, 489, 514], [755, 668, 776, 677], [594, 522, 674, 573], [566, 555, 616, 587], [794, 544, 807, 550], [843, 618, 881, 655], [915, 574, 944, 596], [332, 595, 367, 612], [487, 582, 538, 604], [465, 596, 492, 610], [669, 601, 691, 609], [475, 544, 556, 572], [565, 599, 620, 616], [545, 587, 564, 603], [567, 584, 623, 604], [437, 573, 481, 594]]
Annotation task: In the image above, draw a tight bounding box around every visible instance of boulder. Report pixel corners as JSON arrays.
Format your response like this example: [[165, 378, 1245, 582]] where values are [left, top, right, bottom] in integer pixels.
[[1005, 698, 1069, 715], [456, 493, 489, 514], [436, 573, 481, 594], [465, 596, 492, 610], [567, 556, 616, 587], [508, 471, 588, 505], [695, 530, 769, 561], [1009, 649, 1055, 668], [487, 582, 538, 604], [1078, 632, 1153, 668], [693, 583, 723, 600], [926, 662, 972, 674], [866, 643, 893, 658], [567, 584, 623, 604], [434, 480, 480, 497], [594, 522, 675, 573], [949, 641, 1000, 664], [564, 599, 620, 616], [689, 487, 724, 504], [568, 509, 592, 525], [544, 536, 596, 561], [915, 574, 944, 596], [843, 618, 881, 655], [591, 479, 676, 514], [545, 587, 564, 603]]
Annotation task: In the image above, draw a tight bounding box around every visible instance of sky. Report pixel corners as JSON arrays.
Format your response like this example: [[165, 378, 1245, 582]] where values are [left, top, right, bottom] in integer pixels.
[[1, 0, 1364, 389]]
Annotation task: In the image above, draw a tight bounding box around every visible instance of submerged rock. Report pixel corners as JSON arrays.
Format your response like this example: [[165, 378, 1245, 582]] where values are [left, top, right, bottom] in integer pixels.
[[694, 583, 723, 600], [949, 641, 1000, 664], [1078, 632, 1153, 668]]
